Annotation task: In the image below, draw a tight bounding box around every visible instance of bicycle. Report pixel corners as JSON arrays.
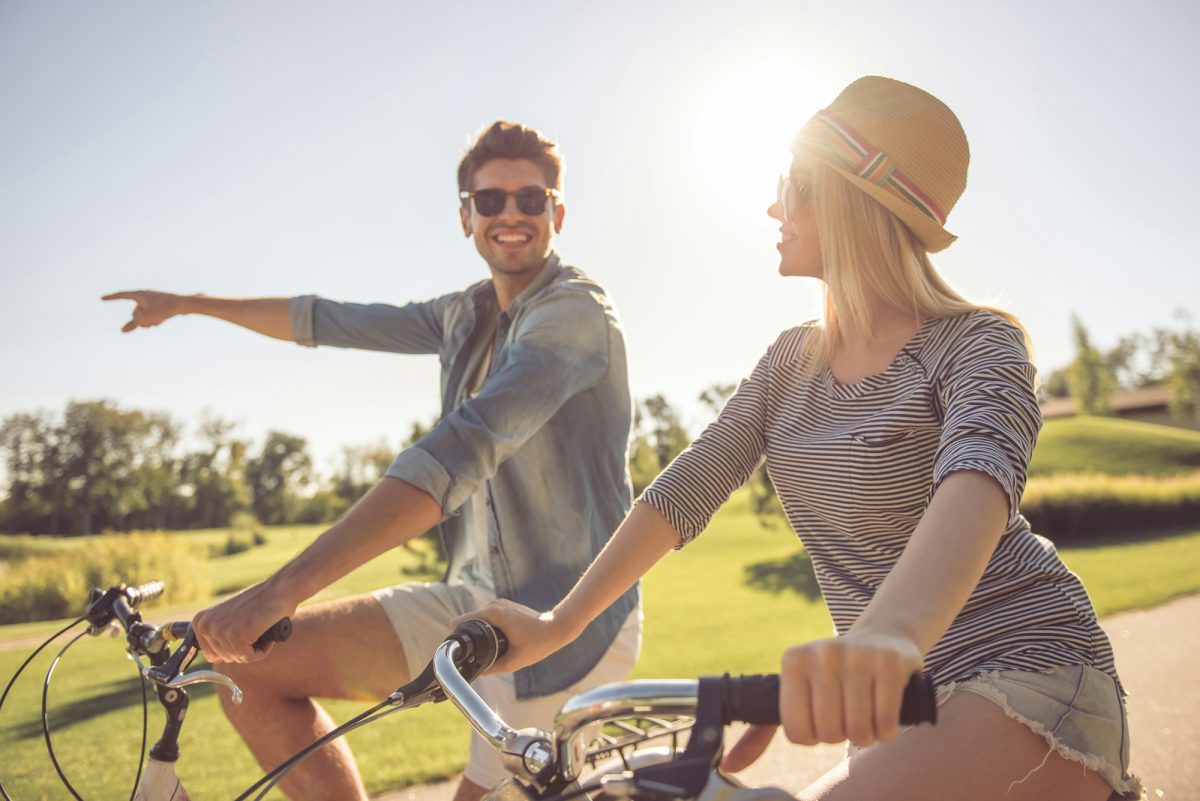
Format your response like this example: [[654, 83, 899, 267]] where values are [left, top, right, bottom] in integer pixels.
[[0, 581, 291, 801], [1, 580, 936, 801]]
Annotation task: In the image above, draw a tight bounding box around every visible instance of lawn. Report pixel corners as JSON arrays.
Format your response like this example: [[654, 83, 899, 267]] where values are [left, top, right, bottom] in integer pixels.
[[1029, 415, 1200, 476], [2, 490, 1198, 799]]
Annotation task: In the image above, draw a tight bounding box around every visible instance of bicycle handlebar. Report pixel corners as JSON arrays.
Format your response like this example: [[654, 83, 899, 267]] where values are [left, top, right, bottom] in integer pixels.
[[712, 671, 936, 727], [429, 620, 938, 791], [83, 581, 292, 695]]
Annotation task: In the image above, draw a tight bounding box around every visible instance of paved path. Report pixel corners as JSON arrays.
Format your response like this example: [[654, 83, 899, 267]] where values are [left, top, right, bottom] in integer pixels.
[[377, 593, 1199, 801]]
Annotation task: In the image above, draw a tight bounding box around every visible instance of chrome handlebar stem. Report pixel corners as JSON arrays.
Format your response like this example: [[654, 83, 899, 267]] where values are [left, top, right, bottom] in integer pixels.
[[434, 639, 556, 781]]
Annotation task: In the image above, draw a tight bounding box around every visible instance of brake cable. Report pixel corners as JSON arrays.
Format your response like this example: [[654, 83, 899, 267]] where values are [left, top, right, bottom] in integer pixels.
[[39, 628, 150, 801], [235, 635, 473, 801], [235, 700, 402, 801], [0, 617, 86, 801]]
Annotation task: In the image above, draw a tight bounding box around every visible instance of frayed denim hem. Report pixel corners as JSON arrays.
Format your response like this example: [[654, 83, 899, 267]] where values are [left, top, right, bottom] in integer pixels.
[[938, 669, 1144, 800]]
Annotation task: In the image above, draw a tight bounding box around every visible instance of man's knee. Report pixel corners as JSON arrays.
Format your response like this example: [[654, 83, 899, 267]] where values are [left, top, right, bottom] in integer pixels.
[[214, 659, 294, 711]]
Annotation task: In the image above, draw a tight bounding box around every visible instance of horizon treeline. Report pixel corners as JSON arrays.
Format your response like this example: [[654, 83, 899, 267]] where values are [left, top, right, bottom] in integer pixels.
[[0, 393, 700, 537], [5, 312, 1195, 538]]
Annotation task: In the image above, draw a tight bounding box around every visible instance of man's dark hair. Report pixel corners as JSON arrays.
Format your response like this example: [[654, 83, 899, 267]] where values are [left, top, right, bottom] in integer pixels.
[[457, 121, 563, 194]]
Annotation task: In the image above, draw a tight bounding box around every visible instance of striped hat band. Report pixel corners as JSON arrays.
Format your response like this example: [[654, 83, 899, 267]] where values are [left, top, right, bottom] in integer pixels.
[[798, 111, 948, 226]]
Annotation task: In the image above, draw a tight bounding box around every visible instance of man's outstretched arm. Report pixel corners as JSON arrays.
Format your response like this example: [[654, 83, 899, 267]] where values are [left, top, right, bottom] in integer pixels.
[[192, 476, 442, 663], [103, 290, 294, 341]]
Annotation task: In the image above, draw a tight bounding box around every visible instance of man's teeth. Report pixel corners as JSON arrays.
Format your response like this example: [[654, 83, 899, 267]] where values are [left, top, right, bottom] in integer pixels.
[[496, 233, 530, 243]]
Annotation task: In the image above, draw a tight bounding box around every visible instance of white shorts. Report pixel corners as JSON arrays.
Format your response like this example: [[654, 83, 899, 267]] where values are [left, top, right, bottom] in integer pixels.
[[372, 581, 642, 790]]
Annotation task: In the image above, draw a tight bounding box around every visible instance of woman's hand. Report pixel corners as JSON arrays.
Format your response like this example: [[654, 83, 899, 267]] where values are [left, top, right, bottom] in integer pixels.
[[450, 598, 576, 675], [779, 631, 923, 748]]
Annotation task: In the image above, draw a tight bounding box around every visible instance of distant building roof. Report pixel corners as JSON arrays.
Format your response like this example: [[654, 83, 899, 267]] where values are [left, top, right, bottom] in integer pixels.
[[1040, 385, 1170, 419]]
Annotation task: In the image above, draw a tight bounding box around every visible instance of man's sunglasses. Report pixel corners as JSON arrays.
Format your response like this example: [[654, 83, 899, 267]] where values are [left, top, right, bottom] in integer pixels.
[[459, 186, 559, 217], [777, 175, 812, 221]]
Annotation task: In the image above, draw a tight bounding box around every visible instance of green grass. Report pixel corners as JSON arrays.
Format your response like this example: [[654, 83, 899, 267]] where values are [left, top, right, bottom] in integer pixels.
[[1030, 415, 1200, 476], [1, 492, 1198, 799], [1058, 527, 1200, 616]]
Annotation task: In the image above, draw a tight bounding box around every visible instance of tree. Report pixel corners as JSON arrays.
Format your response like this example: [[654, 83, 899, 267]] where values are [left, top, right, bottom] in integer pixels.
[[628, 395, 689, 495], [1152, 312, 1200, 423], [0, 412, 63, 533], [128, 413, 182, 530], [246, 431, 313, 525], [1040, 368, 1071, 400], [1066, 315, 1117, 415], [61, 400, 160, 535], [179, 415, 251, 529]]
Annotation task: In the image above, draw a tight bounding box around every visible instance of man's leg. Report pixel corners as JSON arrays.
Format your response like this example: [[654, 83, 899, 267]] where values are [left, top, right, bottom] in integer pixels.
[[450, 779, 489, 801], [216, 594, 411, 801]]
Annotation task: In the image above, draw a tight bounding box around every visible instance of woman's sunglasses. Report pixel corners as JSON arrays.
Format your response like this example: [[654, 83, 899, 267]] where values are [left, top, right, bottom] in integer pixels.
[[459, 186, 559, 217], [776, 175, 812, 221]]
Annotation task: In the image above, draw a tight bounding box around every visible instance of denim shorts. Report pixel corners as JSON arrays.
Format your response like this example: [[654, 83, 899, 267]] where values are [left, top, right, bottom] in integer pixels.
[[939, 664, 1142, 800]]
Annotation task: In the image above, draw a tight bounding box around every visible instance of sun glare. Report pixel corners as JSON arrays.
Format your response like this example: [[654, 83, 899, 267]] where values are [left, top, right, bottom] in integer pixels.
[[691, 62, 832, 225]]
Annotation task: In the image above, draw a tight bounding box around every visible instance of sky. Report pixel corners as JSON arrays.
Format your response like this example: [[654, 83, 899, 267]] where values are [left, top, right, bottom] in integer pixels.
[[2, 0, 1198, 474]]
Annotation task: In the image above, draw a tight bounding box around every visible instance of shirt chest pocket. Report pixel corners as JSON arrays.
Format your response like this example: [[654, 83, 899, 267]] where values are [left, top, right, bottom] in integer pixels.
[[848, 428, 927, 447], [846, 422, 942, 504]]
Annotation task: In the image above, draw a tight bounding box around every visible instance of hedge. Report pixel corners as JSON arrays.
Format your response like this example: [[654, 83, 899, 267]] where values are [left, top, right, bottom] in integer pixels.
[[1021, 471, 1200, 543], [0, 531, 211, 624]]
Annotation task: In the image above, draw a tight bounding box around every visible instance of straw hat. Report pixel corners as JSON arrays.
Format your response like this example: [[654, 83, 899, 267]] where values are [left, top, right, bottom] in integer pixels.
[[793, 76, 968, 252]]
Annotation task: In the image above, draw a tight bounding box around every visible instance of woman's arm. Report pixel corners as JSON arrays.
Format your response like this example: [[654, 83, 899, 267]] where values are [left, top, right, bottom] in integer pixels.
[[461, 501, 680, 674], [778, 470, 1008, 749]]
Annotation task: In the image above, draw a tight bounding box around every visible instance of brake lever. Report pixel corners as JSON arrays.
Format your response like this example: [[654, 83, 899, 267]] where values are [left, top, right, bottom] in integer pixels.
[[156, 668, 245, 704], [145, 628, 202, 686]]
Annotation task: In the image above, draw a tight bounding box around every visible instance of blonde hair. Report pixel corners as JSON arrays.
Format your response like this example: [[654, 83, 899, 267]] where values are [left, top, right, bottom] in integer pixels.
[[802, 160, 1029, 369]]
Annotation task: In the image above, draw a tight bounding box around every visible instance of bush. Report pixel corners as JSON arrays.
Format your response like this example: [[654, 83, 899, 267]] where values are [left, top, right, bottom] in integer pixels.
[[213, 512, 268, 556], [221, 529, 257, 556], [0, 534, 73, 561], [1022, 471, 1200, 543], [0, 531, 211, 624]]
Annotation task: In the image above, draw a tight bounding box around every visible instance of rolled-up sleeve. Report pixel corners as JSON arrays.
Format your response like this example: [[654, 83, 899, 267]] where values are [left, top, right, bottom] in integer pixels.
[[289, 293, 456, 353], [930, 315, 1042, 518], [388, 287, 609, 514], [640, 342, 773, 545]]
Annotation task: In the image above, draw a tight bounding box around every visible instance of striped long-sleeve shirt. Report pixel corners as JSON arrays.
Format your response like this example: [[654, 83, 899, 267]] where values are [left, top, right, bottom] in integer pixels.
[[641, 310, 1120, 688]]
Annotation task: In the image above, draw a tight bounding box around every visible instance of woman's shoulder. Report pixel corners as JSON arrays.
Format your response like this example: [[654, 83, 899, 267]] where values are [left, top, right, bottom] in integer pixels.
[[925, 309, 1029, 359], [763, 320, 821, 368], [930, 307, 1021, 335]]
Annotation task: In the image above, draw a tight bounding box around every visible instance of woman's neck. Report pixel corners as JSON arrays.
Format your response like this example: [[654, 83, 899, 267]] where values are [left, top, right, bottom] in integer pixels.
[[828, 302, 925, 385]]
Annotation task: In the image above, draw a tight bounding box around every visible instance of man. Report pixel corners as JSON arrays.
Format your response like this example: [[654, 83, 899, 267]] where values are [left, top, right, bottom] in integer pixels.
[[104, 121, 641, 801]]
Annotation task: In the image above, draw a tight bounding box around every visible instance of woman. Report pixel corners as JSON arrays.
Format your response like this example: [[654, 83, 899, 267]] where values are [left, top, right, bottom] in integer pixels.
[[459, 77, 1141, 800]]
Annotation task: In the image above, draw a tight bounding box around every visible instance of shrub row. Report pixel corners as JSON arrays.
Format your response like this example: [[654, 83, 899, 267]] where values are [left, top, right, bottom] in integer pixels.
[[0, 531, 211, 625], [1022, 471, 1200, 543]]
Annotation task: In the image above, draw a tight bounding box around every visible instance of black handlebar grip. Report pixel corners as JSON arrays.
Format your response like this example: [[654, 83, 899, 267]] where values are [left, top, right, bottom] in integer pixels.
[[720, 671, 937, 727], [450, 619, 508, 671], [125, 580, 165, 607], [251, 618, 293, 651], [164, 621, 192, 641], [897, 671, 937, 725], [719, 673, 780, 725]]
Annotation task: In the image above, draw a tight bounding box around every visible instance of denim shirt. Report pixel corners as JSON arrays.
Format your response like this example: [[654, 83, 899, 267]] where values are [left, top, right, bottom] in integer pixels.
[[289, 253, 639, 699]]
